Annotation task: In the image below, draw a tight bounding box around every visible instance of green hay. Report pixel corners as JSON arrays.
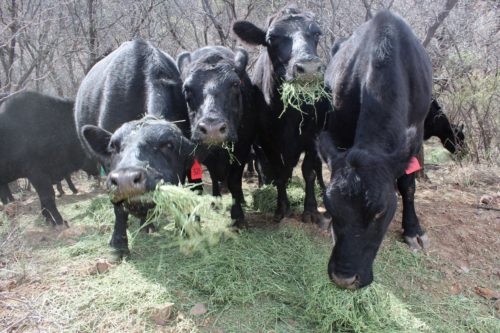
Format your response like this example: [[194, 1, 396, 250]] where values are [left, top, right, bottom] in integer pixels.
[[146, 183, 236, 255], [252, 176, 321, 213], [279, 78, 331, 119], [177, 225, 432, 332]]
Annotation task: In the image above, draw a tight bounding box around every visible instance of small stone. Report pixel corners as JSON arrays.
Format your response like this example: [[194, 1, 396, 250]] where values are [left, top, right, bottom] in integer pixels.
[[190, 303, 207, 316], [96, 261, 111, 274], [150, 303, 175, 326], [0, 279, 16, 291], [474, 287, 500, 300], [450, 283, 462, 295], [479, 195, 494, 205], [459, 265, 469, 273]]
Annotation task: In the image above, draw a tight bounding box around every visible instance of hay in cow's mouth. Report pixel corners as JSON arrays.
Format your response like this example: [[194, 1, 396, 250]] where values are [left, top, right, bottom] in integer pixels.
[[279, 78, 331, 119], [143, 182, 235, 254]]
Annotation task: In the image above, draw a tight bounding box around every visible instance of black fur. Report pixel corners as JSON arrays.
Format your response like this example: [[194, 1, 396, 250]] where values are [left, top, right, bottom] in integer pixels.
[[0, 91, 97, 224], [424, 99, 465, 154], [178, 46, 257, 225], [75, 40, 193, 256], [320, 11, 432, 288], [233, 5, 330, 223]]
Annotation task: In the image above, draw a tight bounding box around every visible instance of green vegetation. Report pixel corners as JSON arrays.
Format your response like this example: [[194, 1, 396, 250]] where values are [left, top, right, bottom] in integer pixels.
[[2, 193, 497, 333], [279, 78, 331, 119], [252, 176, 322, 213]]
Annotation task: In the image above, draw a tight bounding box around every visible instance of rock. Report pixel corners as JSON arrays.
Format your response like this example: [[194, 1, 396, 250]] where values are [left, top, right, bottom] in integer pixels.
[[150, 303, 175, 326], [96, 261, 111, 274], [479, 195, 494, 205], [0, 279, 16, 291], [474, 287, 500, 300], [494, 299, 500, 312], [190, 303, 207, 316], [459, 264, 470, 274], [450, 283, 462, 295]]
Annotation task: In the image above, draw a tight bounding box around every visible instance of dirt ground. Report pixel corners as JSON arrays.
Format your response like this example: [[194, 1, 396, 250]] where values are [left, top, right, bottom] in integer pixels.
[[1, 158, 499, 332]]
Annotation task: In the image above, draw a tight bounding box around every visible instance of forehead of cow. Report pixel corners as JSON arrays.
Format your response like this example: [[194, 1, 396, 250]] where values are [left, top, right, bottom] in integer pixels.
[[186, 54, 240, 83], [267, 7, 316, 28], [114, 118, 183, 142]]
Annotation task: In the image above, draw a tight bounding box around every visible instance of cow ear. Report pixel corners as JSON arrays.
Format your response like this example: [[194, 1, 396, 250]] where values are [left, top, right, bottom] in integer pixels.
[[176, 52, 191, 76], [232, 21, 267, 46], [317, 132, 342, 171], [234, 48, 248, 74], [81, 125, 112, 163]]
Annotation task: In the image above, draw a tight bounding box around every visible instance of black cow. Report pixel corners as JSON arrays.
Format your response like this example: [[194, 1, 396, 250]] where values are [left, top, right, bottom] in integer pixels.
[[0, 91, 98, 225], [319, 11, 432, 288], [176, 46, 256, 225], [75, 40, 193, 257], [425, 99, 465, 155], [233, 5, 330, 224]]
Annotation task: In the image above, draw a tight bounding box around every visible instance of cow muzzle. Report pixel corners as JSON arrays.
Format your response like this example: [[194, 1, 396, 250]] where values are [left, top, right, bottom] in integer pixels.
[[107, 168, 148, 203], [194, 118, 229, 145], [330, 271, 360, 289], [291, 57, 324, 81]]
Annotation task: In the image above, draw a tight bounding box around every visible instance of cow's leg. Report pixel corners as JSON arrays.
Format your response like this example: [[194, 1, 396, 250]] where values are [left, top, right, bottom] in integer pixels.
[[110, 204, 130, 258], [56, 182, 65, 197], [139, 217, 156, 233], [274, 167, 293, 222], [30, 174, 66, 226], [302, 150, 329, 228], [208, 167, 221, 197], [228, 162, 247, 228], [244, 151, 255, 178], [315, 154, 326, 194], [65, 176, 78, 194], [397, 173, 429, 251]]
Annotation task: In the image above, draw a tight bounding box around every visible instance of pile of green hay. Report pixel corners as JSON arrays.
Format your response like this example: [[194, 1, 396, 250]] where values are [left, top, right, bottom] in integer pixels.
[[146, 183, 236, 254], [252, 176, 322, 213], [177, 225, 431, 332], [279, 77, 331, 119]]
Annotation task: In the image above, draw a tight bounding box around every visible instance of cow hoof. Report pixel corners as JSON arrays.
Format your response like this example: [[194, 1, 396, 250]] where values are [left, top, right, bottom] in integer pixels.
[[109, 247, 130, 262], [140, 224, 156, 234], [302, 211, 331, 230], [404, 233, 430, 252], [233, 218, 249, 229], [54, 221, 70, 230]]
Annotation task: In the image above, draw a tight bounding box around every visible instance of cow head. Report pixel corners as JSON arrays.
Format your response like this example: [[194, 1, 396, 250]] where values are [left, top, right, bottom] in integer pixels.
[[177, 48, 248, 145], [318, 132, 407, 289], [233, 5, 324, 82], [429, 99, 466, 156], [81, 116, 194, 205]]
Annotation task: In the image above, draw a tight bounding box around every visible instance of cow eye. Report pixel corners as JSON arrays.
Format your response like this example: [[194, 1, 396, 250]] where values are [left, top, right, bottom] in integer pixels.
[[232, 81, 240, 88], [159, 142, 173, 154], [109, 141, 120, 153]]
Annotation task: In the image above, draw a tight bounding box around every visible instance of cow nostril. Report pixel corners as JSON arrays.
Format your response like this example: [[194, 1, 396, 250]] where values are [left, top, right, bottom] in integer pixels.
[[198, 124, 208, 135], [110, 177, 118, 187], [296, 64, 305, 74], [219, 124, 227, 134], [133, 173, 143, 184]]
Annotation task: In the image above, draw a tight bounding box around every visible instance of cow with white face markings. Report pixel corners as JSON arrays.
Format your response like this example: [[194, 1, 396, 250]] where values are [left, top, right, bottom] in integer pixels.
[[75, 39, 195, 258], [177, 46, 258, 226]]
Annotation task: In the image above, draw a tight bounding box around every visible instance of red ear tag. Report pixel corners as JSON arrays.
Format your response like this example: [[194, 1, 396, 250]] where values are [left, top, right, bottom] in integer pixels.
[[191, 159, 203, 180], [405, 156, 422, 175]]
